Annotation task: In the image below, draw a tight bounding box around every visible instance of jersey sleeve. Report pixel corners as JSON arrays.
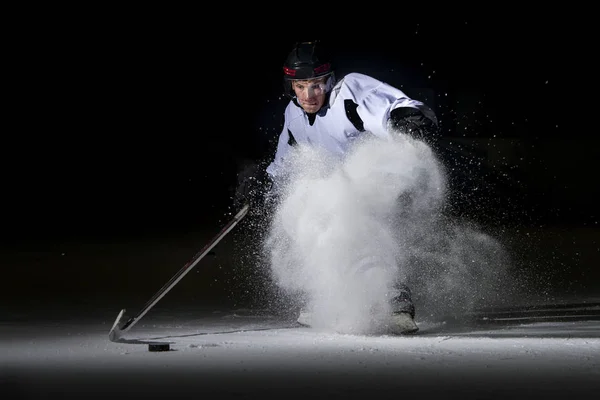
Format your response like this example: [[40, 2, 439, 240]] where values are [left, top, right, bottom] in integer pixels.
[[348, 74, 437, 139]]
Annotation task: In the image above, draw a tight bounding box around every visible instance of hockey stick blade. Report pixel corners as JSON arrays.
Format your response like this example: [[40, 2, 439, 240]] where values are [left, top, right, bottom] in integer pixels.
[[108, 309, 140, 343], [107, 204, 250, 342], [108, 309, 127, 342]]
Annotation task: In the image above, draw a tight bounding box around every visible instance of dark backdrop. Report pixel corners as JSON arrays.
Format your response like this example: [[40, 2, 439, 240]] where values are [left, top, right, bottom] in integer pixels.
[[2, 21, 597, 313]]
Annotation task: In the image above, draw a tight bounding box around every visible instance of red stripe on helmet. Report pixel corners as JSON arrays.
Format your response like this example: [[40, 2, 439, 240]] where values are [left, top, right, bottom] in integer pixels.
[[314, 63, 331, 75], [283, 66, 296, 76]]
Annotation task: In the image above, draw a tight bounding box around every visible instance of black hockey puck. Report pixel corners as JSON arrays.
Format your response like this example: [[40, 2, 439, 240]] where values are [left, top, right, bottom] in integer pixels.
[[148, 343, 170, 352]]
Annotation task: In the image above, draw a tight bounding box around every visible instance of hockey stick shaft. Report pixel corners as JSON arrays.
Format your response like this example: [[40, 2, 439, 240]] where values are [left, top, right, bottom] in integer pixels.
[[109, 204, 250, 341]]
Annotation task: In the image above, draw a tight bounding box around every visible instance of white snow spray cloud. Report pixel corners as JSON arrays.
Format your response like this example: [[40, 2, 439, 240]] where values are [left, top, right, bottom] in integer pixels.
[[263, 134, 512, 334]]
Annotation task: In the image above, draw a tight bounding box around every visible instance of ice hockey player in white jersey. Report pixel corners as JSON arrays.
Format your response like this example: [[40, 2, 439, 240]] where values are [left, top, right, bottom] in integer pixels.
[[266, 44, 438, 180], [238, 41, 439, 334]]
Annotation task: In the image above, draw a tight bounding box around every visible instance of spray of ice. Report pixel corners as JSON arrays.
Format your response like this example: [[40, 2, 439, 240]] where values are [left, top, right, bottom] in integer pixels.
[[263, 134, 511, 334]]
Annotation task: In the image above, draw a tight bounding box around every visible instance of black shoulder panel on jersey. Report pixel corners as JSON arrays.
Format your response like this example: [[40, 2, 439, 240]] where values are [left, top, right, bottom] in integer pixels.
[[287, 129, 298, 146], [344, 99, 365, 132]]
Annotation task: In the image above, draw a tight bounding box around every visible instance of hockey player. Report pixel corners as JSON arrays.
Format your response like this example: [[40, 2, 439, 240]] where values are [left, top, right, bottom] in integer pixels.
[[239, 41, 439, 334]]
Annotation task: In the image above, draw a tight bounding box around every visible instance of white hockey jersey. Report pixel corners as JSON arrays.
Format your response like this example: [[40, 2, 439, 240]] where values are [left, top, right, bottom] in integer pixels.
[[266, 72, 437, 179]]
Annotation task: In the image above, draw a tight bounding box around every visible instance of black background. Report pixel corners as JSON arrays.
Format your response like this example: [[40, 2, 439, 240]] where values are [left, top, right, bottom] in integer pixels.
[[2, 19, 598, 310], [6, 22, 596, 241]]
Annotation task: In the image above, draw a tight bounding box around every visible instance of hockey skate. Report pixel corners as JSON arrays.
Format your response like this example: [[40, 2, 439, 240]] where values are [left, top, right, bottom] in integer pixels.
[[296, 309, 312, 327], [391, 312, 419, 334], [390, 284, 419, 334]]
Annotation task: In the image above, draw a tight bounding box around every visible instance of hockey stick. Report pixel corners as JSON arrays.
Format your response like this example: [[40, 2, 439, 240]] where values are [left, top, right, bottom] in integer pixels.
[[108, 204, 250, 342]]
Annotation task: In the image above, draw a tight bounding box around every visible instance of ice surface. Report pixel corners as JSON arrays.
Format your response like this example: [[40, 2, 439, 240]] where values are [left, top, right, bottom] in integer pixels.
[[2, 305, 600, 399]]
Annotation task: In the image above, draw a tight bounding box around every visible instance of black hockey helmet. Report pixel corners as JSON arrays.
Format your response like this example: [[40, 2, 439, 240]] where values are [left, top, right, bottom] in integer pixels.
[[283, 41, 335, 98]]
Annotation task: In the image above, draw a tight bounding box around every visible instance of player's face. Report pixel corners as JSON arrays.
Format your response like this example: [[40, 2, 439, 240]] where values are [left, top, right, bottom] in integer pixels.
[[292, 77, 327, 114]]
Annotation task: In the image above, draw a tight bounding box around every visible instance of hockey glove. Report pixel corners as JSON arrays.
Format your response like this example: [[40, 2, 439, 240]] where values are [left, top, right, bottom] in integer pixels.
[[234, 161, 272, 211], [389, 107, 439, 142]]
